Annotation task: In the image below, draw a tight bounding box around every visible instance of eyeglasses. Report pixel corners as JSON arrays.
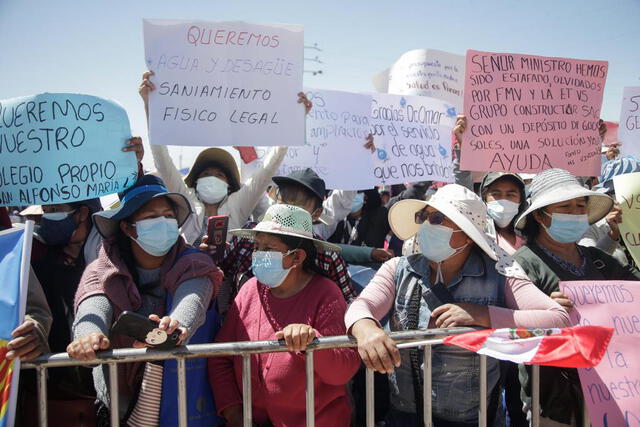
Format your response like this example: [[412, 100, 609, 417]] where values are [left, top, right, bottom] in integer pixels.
[[252, 247, 297, 256], [414, 210, 447, 225]]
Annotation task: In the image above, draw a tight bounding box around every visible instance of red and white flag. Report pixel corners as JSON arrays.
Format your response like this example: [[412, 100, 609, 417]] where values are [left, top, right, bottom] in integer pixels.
[[443, 326, 613, 368]]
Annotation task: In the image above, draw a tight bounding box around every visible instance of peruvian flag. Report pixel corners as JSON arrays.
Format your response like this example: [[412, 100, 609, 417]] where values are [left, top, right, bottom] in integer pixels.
[[443, 326, 613, 367]]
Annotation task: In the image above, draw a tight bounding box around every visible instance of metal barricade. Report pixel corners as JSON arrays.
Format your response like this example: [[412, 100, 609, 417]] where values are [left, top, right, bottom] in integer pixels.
[[23, 328, 545, 427]]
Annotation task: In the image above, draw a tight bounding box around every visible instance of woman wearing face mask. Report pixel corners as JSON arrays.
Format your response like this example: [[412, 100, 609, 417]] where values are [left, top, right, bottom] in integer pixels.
[[139, 71, 313, 244], [345, 184, 570, 426], [513, 168, 640, 426], [479, 172, 526, 255], [68, 175, 221, 425], [209, 204, 360, 427]]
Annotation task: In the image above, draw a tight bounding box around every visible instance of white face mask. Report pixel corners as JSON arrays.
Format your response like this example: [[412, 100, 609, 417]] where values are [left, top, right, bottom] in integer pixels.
[[486, 199, 520, 229], [196, 176, 229, 204]]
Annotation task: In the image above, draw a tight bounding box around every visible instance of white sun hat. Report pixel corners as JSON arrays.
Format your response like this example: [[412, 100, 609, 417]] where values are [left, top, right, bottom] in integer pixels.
[[514, 168, 613, 230], [229, 204, 341, 253], [388, 184, 498, 261], [388, 184, 530, 279]]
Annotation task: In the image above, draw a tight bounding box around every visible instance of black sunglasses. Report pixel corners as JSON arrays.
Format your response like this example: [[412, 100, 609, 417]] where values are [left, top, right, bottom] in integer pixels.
[[414, 210, 447, 225]]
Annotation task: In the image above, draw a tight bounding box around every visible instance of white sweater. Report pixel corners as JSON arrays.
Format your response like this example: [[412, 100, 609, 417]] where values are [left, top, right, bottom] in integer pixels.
[[150, 144, 288, 244]]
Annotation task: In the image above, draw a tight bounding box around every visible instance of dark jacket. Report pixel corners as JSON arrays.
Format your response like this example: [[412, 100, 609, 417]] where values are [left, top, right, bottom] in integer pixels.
[[514, 243, 640, 424]]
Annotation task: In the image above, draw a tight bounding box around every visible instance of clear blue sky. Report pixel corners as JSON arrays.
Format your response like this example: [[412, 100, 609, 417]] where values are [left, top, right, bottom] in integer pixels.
[[2, 0, 639, 167]]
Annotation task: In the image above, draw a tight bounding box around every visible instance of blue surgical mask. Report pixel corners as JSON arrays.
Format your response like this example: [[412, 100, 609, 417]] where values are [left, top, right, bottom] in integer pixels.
[[252, 250, 293, 288], [417, 222, 468, 284], [542, 212, 590, 243], [351, 193, 365, 213], [38, 210, 77, 246], [131, 217, 179, 256]]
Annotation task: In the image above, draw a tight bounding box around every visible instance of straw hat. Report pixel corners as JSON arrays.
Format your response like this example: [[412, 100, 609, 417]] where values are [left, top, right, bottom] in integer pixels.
[[229, 204, 341, 253], [514, 168, 613, 230], [388, 184, 498, 260]]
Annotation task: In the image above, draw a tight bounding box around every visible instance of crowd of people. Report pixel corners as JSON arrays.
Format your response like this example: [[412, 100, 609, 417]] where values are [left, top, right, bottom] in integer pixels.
[[1, 70, 639, 427]]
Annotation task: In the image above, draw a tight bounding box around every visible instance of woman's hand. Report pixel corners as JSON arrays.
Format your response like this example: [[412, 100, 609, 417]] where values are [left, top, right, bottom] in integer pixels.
[[605, 207, 622, 241], [143, 314, 187, 346], [550, 291, 573, 312], [431, 303, 490, 328], [198, 235, 229, 259], [364, 133, 376, 153], [221, 405, 244, 427], [6, 321, 47, 361], [138, 70, 155, 116], [297, 92, 313, 115], [452, 114, 467, 149], [123, 136, 144, 163], [351, 318, 400, 374], [275, 323, 317, 352], [67, 332, 110, 361], [371, 248, 394, 263]]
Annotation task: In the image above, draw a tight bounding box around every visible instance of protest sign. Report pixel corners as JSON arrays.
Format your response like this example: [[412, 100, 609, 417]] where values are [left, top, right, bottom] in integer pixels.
[[372, 68, 390, 93], [385, 49, 465, 109], [461, 50, 608, 175], [0, 93, 137, 206], [618, 87, 640, 157], [241, 89, 377, 190], [603, 121, 619, 146], [143, 19, 304, 147], [613, 171, 640, 267], [370, 93, 456, 185], [560, 281, 640, 427]]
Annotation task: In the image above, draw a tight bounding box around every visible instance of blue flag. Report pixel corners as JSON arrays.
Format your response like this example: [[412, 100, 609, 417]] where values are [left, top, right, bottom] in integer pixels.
[[0, 228, 25, 427]]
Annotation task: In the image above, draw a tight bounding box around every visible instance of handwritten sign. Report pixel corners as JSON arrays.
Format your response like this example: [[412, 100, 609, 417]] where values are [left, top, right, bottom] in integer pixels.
[[241, 89, 377, 190], [619, 87, 640, 158], [385, 49, 465, 109], [370, 93, 456, 185], [0, 93, 137, 206], [143, 19, 304, 147], [613, 171, 640, 267], [560, 281, 640, 427], [461, 50, 608, 175]]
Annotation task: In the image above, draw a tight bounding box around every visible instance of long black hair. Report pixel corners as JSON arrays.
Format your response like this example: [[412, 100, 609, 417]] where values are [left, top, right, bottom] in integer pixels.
[[276, 234, 325, 277]]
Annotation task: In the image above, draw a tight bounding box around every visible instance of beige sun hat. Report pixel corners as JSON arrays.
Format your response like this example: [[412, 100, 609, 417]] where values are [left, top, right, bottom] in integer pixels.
[[514, 168, 613, 230], [229, 204, 341, 253], [388, 184, 498, 261], [184, 148, 241, 192]]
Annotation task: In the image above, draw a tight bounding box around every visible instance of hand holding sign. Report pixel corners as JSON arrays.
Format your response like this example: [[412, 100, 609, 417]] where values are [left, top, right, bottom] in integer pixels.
[[0, 93, 137, 206]]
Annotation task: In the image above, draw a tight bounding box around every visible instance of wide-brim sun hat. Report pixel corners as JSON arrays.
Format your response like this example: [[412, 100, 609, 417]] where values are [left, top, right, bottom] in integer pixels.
[[514, 168, 613, 230], [184, 147, 241, 192], [93, 175, 192, 238], [388, 184, 498, 261], [229, 204, 341, 253]]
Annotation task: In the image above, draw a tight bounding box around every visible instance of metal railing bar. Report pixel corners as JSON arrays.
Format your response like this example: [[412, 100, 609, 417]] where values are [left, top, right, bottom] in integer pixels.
[[177, 358, 188, 427], [305, 350, 315, 427], [23, 328, 473, 369], [532, 364, 540, 427], [365, 368, 375, 427], [108, 362, 119, 426], [37, 366, 48, 427], [478, 354, 487, 427], [242, 354, 252, 427], [423, 345, 432, 427]]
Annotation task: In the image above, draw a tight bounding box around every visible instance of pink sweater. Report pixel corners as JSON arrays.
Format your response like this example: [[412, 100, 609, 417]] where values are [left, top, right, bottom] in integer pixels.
[[345, 257, 570, 331], [209, 275, 360, 427]]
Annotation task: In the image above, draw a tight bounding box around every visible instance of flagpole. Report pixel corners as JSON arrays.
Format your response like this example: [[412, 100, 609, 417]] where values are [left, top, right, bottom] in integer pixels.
[[6, 220, 34, 427]]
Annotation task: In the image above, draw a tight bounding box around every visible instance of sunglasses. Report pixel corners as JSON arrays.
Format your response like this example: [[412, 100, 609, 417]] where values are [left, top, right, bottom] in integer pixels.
[[414, 210, 447, 225]]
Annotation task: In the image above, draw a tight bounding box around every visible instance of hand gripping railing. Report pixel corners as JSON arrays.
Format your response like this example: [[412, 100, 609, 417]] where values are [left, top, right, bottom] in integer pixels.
[[22, 327, 548, 427]]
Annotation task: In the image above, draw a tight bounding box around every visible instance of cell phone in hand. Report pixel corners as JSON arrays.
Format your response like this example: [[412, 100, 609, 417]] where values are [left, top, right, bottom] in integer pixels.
[[236, 146, 258, 164], [111, 311, 180, 350], [207, 215, 229, 263]]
